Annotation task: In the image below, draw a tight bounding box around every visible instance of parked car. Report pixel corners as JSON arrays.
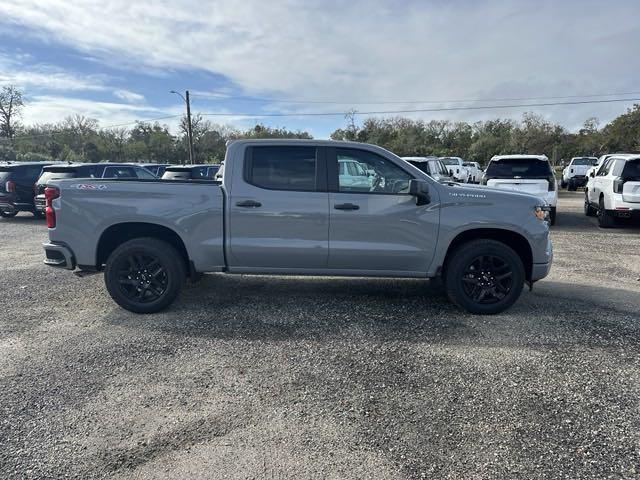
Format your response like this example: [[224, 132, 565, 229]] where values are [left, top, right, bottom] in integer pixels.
[[482, 154, 558, 225], [43, 139, 553, 316], [139, 163, 171, 177], [401, 157, 455, 183], [561, 157, 598, 190], [584, 154, 640, 227], [463, 162, 483, 183], [0, 162, 54, 218], [34, 163, 156, 215], [161, 164, 220, 180], [338, 157, 372, 191], [440, 157, 470, 183]]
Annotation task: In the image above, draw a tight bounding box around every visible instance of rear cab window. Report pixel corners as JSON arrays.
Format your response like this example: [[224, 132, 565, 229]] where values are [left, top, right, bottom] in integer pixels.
[[486, 158, 552, 178]]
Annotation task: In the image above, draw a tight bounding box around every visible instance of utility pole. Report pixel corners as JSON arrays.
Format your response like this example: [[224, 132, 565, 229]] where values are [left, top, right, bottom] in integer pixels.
[[185, 90, 194, 165], [170, 90, 195, 165]]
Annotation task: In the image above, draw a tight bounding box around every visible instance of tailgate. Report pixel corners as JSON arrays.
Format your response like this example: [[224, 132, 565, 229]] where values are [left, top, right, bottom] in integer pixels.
[[487, 178, 549, 195], [622, 181, 640, 203]]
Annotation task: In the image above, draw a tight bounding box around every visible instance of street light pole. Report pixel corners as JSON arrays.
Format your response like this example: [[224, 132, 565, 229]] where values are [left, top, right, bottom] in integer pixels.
[[170, 90, 195, 165]]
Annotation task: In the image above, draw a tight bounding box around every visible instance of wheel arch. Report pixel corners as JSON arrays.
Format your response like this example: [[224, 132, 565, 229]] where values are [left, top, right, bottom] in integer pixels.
[[442, 228, 533, 281], [96, 222, 190, 272]]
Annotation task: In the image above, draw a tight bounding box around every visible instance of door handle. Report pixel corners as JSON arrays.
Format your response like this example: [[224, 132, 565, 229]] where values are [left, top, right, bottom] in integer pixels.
[[236, 200, 262, 208], [334, 203, 360, 211]]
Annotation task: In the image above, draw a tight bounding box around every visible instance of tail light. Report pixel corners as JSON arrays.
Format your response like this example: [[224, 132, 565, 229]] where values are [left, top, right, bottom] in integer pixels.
[[6, 180, 15, 193], [547, 175, 556, 191], [44, 186, 60, 228], [613, 178, 625, 193]]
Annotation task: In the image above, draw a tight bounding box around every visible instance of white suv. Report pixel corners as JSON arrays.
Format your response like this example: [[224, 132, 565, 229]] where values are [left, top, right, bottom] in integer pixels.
[[585, 154, 640, 227], [463, 162, 483, 183], [440, 157, 470, 182], [482, 154, 558, 225], [561, 157, 597, 190]]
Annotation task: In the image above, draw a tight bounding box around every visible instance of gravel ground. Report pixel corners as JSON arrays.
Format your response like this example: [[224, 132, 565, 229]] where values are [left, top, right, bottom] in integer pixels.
[[1, 191, 639, 479]]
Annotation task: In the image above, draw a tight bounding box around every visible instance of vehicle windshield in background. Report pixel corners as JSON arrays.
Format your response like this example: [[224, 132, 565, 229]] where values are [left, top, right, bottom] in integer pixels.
[[433, 160, 450, 175], [621, 160, 640, 179], [0, 170, 11, 183], [163, 170, 192, 180], [572, 158, 597, 166], [440, 158, 459, 165], [407, 161, 430, 174], [486, 158, 552, 177]]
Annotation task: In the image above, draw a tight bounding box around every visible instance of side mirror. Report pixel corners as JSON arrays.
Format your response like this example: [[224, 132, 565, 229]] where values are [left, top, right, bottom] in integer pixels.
[[409, 179, 430, 206], [589, 171, 595, 178]]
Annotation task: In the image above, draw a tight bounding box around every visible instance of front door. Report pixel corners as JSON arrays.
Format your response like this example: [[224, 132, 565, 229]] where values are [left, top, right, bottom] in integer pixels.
[[327, 147, 440, 274], [228, 145, 329, 270]]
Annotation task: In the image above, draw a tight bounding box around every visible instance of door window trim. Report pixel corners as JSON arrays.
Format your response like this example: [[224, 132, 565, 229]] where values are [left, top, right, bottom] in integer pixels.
[[243, 145, 327, 192], [327, 147, 415, 195]]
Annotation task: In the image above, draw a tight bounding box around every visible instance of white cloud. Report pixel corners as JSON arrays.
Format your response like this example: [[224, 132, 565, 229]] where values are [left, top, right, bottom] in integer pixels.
[[113, 89, 145, 103], [1, 1, 640, 131]]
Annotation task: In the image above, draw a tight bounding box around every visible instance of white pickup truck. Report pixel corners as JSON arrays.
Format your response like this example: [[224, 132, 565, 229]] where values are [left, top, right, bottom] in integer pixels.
[[561, 157, 597, 190]]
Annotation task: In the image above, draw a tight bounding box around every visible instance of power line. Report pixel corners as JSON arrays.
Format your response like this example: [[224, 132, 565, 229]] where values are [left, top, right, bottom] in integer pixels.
[[198, 96, 640, 117], [190, 90, 640, 105]]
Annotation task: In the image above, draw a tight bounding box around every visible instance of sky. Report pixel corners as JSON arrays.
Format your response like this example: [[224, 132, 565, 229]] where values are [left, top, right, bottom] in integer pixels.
[[0, 0, 639, 138]]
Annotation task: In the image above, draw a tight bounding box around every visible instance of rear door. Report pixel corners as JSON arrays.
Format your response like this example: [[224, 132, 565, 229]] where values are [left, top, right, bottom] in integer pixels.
[[327, 147, 439, 274], [227, 145, 329, 269], [485, 158, 551, 196], [15, 165, 45, 204]]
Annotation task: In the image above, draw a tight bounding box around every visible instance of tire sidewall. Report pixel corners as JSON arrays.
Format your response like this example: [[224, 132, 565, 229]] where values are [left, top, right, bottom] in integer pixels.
[[445, 240, 525, 315], [104, 239, 185, 313]]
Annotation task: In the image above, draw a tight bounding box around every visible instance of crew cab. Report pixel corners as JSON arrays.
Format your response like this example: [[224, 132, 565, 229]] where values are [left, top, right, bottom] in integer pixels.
[[161, 164, 220, 180], [584, 154, 640, 227], [34, 163, 156, 215], [401, 157, 455, 183], [42, 140, 553, 315], [440, 157, 470, 183], [561, 157, 597, 190], [482, 155, 558, 225], [0, 162, 53, 218]]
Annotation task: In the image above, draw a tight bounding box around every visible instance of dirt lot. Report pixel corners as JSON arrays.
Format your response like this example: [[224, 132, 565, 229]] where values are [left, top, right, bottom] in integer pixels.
[[1, 191, 639, 479]]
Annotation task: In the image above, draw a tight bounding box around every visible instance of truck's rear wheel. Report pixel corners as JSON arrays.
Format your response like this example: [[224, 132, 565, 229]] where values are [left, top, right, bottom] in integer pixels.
[[0, 210, 18, 218], [444, 239, 525, 315], [104, 238, 186, 313]]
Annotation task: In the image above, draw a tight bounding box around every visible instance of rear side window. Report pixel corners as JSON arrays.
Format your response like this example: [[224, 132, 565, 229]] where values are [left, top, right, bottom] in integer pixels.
[[486, 158, 552, 177], [246, 146, 317, 191], [103, 166, 136, 178], [38, 170, 77, 184]]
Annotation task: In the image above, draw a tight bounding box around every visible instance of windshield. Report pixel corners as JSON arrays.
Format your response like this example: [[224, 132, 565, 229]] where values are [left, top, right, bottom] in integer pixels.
[[441, 158, 460, 166], [572, 158, 597, 166], [486, 158, 552, 177], [430, 160, 448, 175]]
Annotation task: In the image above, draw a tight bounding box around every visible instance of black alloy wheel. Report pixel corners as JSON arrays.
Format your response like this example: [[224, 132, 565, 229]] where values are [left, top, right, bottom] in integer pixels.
[[461, 254, 514, 305]]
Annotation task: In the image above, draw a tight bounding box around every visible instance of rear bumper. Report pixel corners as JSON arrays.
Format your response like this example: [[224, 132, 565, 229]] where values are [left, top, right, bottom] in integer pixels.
[[43, 242, 76, 270], [569, 176, 588, 186]]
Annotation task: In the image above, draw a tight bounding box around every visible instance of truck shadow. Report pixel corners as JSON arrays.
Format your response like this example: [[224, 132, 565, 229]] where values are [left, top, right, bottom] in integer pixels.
[[104, 274, 640, 347]]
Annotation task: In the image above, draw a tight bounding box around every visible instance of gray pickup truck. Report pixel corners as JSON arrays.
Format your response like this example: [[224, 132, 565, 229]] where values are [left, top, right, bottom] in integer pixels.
[[42, 139, 552, 315]]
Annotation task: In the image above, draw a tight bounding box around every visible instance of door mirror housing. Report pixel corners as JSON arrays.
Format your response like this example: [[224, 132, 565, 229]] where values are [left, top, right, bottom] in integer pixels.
[[589, 171, 595, 178], [409, 179, 430, 205]]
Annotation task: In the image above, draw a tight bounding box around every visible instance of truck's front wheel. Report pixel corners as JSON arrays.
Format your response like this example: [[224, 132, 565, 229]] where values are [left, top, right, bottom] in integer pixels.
[[444, 239, 525, 315], [104, 238, 186, 313]]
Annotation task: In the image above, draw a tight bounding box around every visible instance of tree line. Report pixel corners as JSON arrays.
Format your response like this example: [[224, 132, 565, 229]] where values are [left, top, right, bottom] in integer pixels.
[[1, 85, 639, 166]]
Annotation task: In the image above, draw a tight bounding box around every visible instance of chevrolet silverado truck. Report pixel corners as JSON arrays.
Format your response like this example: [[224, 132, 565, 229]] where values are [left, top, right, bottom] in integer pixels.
[[42, 139, 553, 315]]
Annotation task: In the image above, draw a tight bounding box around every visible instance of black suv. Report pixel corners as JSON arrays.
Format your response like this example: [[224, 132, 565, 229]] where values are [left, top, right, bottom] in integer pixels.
[[0, 162, 54, 218], [161, 164, 220, 180], [34, 163, 156, 215]]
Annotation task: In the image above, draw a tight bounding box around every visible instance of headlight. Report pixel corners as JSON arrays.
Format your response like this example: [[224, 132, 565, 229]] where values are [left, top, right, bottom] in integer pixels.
[[534, 205, 551, 221]]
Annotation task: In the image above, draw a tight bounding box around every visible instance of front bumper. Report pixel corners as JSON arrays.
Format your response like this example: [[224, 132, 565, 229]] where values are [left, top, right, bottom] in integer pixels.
[[531, 235, 553, 282], [43, 242, 76, 270]]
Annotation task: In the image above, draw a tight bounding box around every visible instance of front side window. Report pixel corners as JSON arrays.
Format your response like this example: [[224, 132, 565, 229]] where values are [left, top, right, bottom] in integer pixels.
[[337, 149, 411, 194], [247, 146, 317, 191]]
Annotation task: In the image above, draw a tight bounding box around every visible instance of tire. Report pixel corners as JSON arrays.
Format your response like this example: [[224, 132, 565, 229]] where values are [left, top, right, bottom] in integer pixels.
[[584, 193, 597, 217], [104, 237, 186, 313], [444, 239, 525, 315], [0, 210, 18, 218], [549, 207, 557, 226], [597, 197, 616, 228]]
